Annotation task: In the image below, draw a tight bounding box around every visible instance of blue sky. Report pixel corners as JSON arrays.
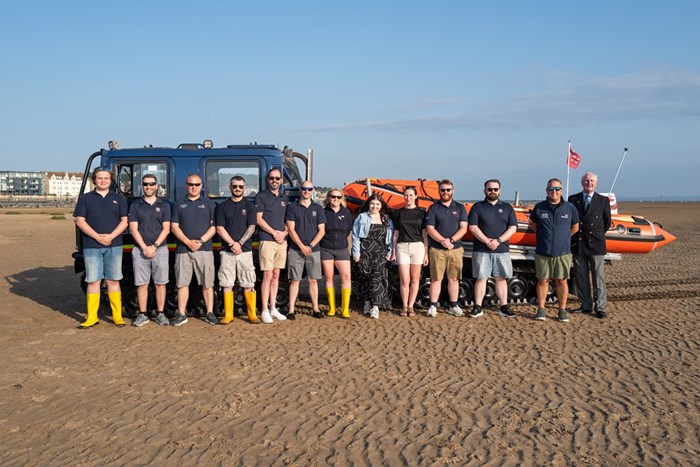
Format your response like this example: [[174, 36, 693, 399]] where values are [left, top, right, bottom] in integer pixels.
[[1, 1, 698, 200]]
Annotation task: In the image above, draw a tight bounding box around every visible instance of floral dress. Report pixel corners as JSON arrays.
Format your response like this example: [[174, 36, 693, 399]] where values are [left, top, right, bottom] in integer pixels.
[[357, 223, 392, 308]]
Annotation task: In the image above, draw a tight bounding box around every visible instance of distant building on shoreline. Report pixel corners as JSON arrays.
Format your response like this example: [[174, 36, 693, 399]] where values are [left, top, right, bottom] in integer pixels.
[[0, 170, 88, 198], [45, 172, 85, 197]]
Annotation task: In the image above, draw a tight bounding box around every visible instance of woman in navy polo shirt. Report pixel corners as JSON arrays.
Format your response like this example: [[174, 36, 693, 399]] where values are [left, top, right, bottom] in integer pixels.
[[320, 189, 353, 318]]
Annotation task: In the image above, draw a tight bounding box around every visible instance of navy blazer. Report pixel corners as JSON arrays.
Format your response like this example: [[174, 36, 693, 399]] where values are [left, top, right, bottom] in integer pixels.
[[568, 191, 612, 256]]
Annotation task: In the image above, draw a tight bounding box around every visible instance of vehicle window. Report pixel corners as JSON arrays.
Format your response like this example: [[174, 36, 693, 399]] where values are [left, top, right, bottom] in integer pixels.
[[115, 162, 169, 199], [205, 160, 261, 199]]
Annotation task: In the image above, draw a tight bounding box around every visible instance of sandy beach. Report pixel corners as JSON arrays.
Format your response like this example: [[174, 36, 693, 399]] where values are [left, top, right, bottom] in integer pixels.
[[0, 202, 698, 465]]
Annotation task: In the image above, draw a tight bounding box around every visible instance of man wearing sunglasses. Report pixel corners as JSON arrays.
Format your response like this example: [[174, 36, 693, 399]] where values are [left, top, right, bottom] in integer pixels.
[[568, 172, 612, 319], [530, 178, 579, 322], [128, 174, 171, 327], [467, 179, 518, 319], [285, 180, 327, 319], [170, 174, 217, 326], [425, 179, 469, 317], [215, 176, 259, 325], [255, 167, 289, 324]]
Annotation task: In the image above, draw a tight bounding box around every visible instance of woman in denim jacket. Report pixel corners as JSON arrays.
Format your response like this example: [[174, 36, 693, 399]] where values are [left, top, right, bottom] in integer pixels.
[[352, 194, 394, 319]]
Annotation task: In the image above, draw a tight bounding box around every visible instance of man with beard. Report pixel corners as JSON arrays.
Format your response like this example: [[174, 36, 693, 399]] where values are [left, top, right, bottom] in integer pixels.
[[530, 178, 579, 322], [568, 172, 612, 319], [467, 179, 518, 318], [215, 176, 259, 324], [425, 179, 469, 317], [255, 167, 290, 324], [128, 174, 171, 327]]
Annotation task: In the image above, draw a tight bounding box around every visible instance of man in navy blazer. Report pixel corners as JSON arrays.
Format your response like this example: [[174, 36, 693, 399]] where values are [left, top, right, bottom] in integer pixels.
[[568, 172, 612, 318]]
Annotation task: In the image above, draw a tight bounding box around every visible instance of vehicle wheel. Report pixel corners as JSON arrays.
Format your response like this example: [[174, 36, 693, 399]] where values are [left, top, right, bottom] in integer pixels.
[[483, 278, 496, 304], [507, 276, 528, 301], [458, 278, 474, 306]]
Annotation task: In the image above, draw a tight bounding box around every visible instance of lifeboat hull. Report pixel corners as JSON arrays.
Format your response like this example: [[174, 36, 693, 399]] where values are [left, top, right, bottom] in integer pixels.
[[343, 179, 676, 254]]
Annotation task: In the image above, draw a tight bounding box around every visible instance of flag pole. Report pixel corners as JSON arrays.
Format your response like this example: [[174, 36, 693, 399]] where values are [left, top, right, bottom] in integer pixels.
[[608, 147, 629, 193], [566, 141, 571, 199]]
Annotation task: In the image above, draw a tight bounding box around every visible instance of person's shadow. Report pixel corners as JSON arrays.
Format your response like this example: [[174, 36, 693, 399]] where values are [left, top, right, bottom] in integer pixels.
[[6, 266, 85, 324]]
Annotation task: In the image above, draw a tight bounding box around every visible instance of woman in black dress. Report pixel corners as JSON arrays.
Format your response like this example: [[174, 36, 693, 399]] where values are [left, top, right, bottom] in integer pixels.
[[351, 194, 394, 319]]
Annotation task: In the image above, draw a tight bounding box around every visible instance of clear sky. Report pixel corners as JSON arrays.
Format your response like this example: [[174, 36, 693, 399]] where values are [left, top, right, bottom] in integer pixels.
[[1, 1, 698, 200]]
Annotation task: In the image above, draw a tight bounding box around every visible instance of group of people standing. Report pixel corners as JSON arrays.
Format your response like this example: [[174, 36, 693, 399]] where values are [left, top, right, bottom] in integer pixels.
[[74, 166, 610, 328]]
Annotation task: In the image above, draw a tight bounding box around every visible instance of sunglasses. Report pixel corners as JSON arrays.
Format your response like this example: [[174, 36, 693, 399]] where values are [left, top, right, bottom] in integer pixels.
[[440, 188, 453, 193], [547, 186, 562, 192], [486, 187, 499, 192], [230, 184, 245, 189], [142, 182, 157, 187], [329, 195, 342, 199], [269, 176, 282, 181], [300, 187, 314, 192], [187, 182, 202, 187]]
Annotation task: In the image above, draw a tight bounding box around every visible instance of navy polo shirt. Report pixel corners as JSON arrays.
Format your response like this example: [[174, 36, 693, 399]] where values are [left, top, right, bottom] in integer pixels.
[[530, 200, 579, 257], [254, 189, 288, 242], [74, 190, 128, 249], [128, 197, 171, 246], [467, 199, 517, 253], [285, 200, 327, 252], [215, 198, 257, 252], [393, 207, 426, 243], [425, 200, 468, 249], [320, 206, 353, 250], [172, 196, 216, 253]]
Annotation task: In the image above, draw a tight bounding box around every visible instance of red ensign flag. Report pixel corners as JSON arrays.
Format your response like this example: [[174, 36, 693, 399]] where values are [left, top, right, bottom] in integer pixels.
[[568, 146, 582, 169]]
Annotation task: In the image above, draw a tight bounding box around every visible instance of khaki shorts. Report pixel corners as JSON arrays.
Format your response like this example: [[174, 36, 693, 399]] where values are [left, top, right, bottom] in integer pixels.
[[218, 250, 256, 288], [428, 246, 464, 281], [175, 251, 215, 288], [259, 240, 287, 271], [535, 253, 572, 280], [396, 241, 426, 265]]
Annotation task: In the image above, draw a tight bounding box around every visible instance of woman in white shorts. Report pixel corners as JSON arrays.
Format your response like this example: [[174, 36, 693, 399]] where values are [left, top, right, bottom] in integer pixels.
[[391, 187, 429, 317]]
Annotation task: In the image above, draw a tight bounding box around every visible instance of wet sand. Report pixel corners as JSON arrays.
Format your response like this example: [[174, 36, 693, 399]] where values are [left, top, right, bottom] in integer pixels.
[[0, 203, 698, 465]]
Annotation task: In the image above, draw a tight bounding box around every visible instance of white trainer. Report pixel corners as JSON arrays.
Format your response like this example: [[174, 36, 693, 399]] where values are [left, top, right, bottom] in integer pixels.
[[363, 302, 372, 315], [261, 310, 273, 324], [369, 306, 379, 319], [270, 308, 287, 321], [448, 305, 463, 317], [426, 305, 437, 317]]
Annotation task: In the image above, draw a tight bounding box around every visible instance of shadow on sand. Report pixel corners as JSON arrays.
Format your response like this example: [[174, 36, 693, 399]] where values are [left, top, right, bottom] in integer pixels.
[[6, 266, 85, 324]]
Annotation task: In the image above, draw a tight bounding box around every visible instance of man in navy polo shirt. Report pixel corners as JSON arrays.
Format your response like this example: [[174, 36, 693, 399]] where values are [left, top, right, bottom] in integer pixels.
[[170, 174, 217, 326], [285, 180, 327, 319], [530, 178, 579, 322], [128, 174, 171, 327], [255, 167, 289, 324], [215, 176, 259, 325], [467, 179, 518, 319], [425, 179, 469, 317], [73, 167, 129, 328]]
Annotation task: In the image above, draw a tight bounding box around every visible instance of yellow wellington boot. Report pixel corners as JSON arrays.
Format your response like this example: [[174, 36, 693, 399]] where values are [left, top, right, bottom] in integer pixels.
[[108, 291, 126, 327], [245, 290, 260, 324], [79, 293, 100, 328], [220, 291, 234, 324], [326, 287, 336, 317], [341, 288, 352, 319]]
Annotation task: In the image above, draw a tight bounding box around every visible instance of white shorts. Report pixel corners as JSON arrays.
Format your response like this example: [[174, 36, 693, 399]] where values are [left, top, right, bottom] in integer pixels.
[[396, 242, 426, 265]]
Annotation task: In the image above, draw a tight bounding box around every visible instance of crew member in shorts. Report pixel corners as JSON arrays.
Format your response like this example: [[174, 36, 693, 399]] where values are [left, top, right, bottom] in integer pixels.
[[285, 180, 327, 319], [215, 176, 259, 324], [74, 167, 129, 328], [170, 174, 217, 326], [530, 178, 580, 322], [128, 174, 171, 327], [255, 167, 289, 324], [425, 179, 469, 317], [467, 179, 518, 319]]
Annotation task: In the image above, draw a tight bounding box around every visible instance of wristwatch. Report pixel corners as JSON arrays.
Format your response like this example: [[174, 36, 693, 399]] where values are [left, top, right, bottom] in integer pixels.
[[153, 242, 160, 248]]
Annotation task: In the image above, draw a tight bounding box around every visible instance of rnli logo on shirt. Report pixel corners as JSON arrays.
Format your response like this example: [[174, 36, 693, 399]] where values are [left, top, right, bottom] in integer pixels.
[[197, 204, 206, 209], [112, 200, 118, 205], [540, 212, 550, 219], [561, 213, 569, 219], [281, 202, 286, 207], [242, 209, 247, 215], [338, 215, 345, 220], [155, 207, 161, 213], [312, 211, 317, 217], [451, 210, 458, 215], [180, 204, 187, 208], [498, 208, 503, 214]]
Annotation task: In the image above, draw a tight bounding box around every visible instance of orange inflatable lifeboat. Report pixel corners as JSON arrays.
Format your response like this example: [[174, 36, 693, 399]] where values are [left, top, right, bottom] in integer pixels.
[[343, 178, 676, 254]]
